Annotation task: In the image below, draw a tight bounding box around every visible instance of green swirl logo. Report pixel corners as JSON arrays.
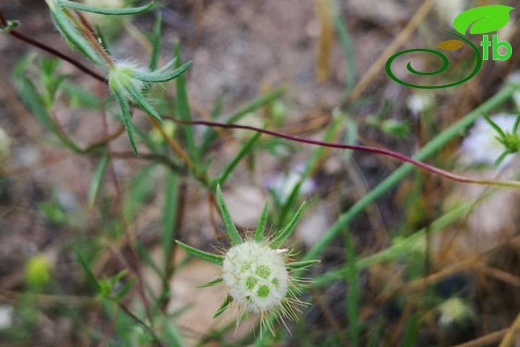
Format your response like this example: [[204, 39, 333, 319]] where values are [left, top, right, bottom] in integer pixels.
[[385, 5, 514, 89]]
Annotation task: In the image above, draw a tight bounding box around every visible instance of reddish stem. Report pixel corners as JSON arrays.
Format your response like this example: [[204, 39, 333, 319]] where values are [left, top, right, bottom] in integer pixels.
[[169, 118, 520, 188], [0, 9, 106, 83]]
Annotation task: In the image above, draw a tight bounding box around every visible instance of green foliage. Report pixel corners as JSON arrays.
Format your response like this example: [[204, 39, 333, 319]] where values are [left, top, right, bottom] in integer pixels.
[[4, 1, 520, 346]]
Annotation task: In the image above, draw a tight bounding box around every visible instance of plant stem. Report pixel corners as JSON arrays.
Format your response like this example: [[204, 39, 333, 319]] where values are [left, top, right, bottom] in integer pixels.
[[0, 8, 106, 83]]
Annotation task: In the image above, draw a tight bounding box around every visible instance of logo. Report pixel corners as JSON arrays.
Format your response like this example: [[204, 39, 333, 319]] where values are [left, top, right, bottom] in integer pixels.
[[385, 5, 514, 89]]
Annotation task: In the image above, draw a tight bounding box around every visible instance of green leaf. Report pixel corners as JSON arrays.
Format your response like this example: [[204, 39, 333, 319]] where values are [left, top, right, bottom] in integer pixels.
[[213, 295, 233, 318], [88, 152, 109, 207], [286, 259, 320, 270], [453, 5, 514, 35], [271, 201, 306, 248], [197, 277, 223, 288], [216, 185, 242, 245], [50, 5, 103, 65], [75, 249, 101, 291], [175, 241, 224, 265], [14, 74, 83, 153], [482, 113, 507, 138], [123, 164, 157, 219], [135, 240, 163, 279], [174, 44, 199, 163], [254, 202, 269, 242], [126, 84, 162, 122], [113, 89, 139, 155], [158, 315, 183, 347], [214, 130, 261, 186], [149, 13, 162, 71], [331, 1, 356, 96], [162, 172, 179, 276], [58, 0, 154, 15], [135, 61, 193, 83]]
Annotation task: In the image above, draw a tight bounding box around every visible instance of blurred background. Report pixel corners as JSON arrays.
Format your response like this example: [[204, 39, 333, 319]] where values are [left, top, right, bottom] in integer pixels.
[[1, 0, 520, 346]]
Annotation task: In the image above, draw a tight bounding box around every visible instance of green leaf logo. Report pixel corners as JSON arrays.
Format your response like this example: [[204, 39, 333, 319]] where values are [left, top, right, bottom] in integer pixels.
[[453, 5, 514, 35]]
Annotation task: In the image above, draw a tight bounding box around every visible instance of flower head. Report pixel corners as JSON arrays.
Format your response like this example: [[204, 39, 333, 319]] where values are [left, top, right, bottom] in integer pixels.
[[223, 241, 289, 314], [176, 185, 318, 334], [107, 59, 192, 154]]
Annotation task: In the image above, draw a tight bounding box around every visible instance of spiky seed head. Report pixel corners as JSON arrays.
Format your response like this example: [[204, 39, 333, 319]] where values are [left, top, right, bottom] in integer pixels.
[[222, 240, 289, 314]]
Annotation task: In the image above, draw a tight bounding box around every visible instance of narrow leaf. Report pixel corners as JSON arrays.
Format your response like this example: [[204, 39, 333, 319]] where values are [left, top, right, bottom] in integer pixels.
[[175, 241, 224, 265], [50, 6, 103, 65], [113, 89, 139, 155], [149, 13, 162, 71], [75, 249, 101, 291], [15, 75, 83, 153], [254, 202, 269, 242], [126, 84, 162, 121], [135, 61, 193, 83], [213, 295, 233, 318], [215, 131, 261, 185], [332, 1, 356, 95], [162, 172, 179, 276], [271, 201, 306, 248], [216, 185, 242, 245], [197, 277, 223, 288], [174, 44, 198, 163], [58, 0, 154, 15], [482, 113, 507, 138], [286, 259, 320, 270], [88, 152, 109, 207], [135, 240, 163, 279]]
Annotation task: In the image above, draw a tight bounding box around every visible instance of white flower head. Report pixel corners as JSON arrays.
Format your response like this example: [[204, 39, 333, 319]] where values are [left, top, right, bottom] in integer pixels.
[[176, 186, 318, 334], [459, 113, 520, 168], [223, 240, 290, 314]]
